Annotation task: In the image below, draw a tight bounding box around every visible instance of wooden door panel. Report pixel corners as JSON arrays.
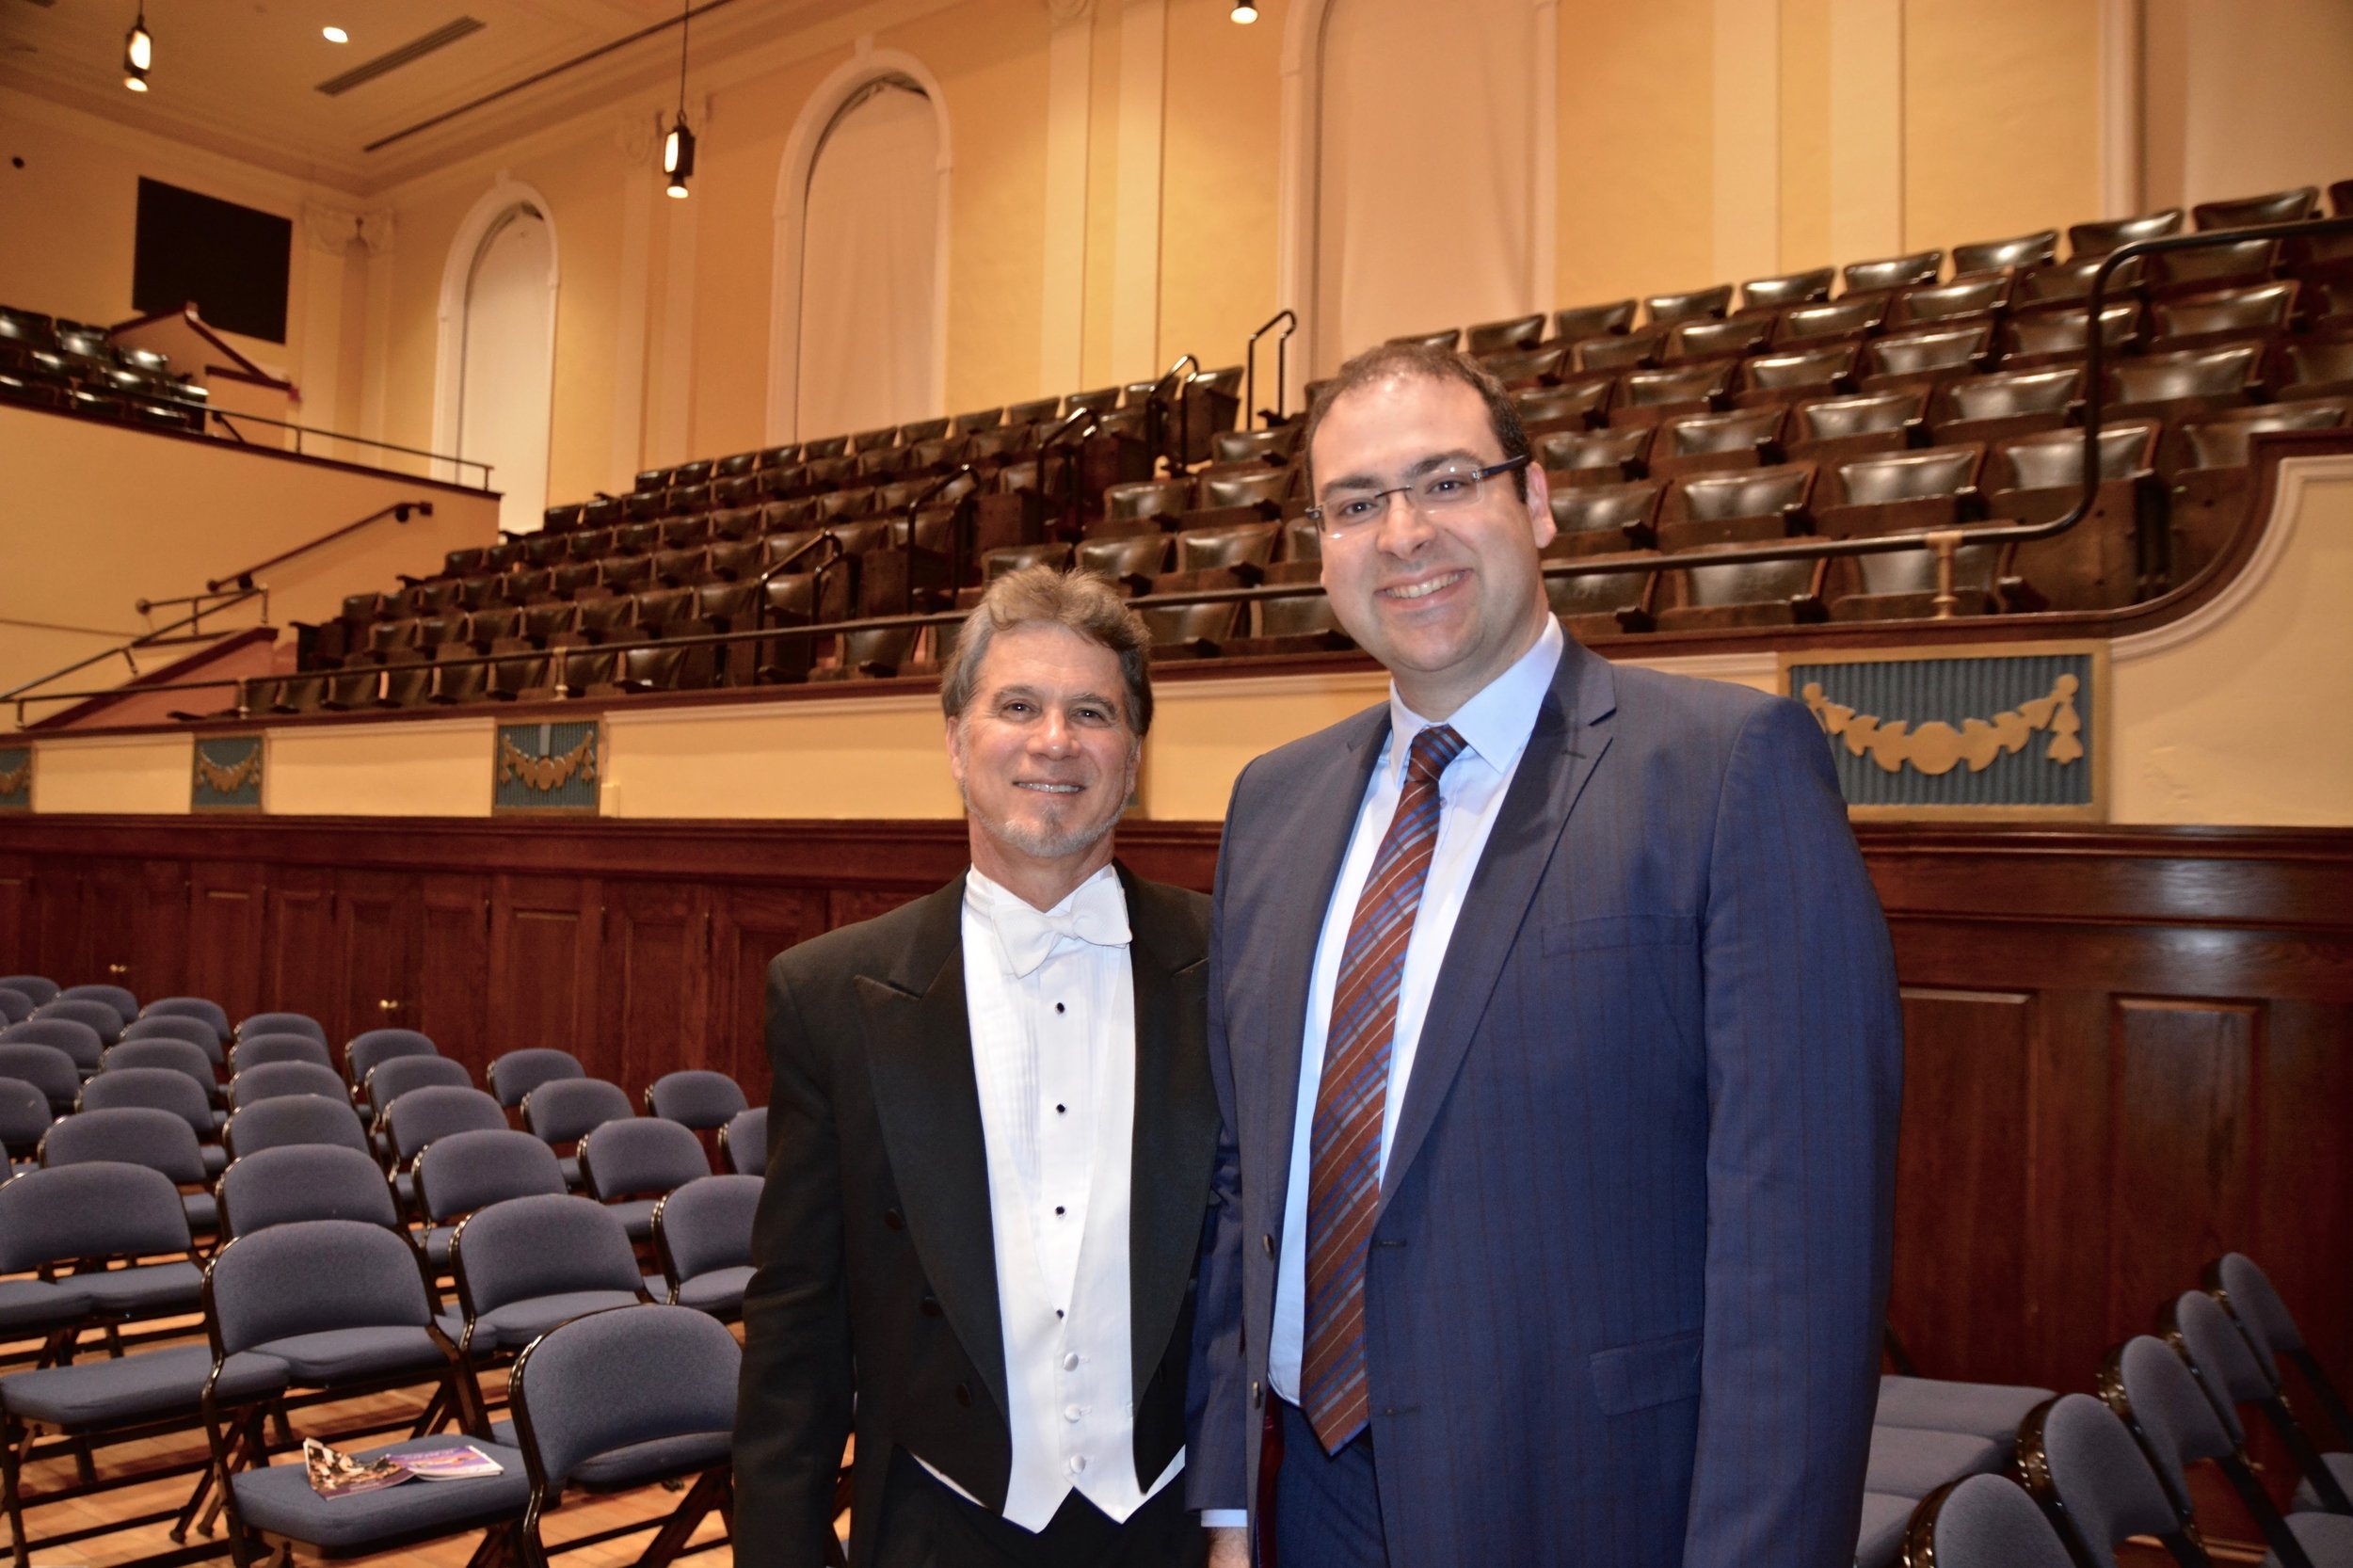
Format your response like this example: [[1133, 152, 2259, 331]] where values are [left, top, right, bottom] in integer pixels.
[[338, 870, 422, 1055], [264, 869, 338, 1031], [828, 887, 921, 931], [712, 887, 829, 1101], [490, 875, 599, 1062], [29, 857, 87, 986], [2111, 999, 2258, 1339], [0, 860, 27, 978], [415, 875, 491, 1073], [1888, 987, 2034, 1384], [602, 882, 708, 1095], [185, 862, 266, 1024]]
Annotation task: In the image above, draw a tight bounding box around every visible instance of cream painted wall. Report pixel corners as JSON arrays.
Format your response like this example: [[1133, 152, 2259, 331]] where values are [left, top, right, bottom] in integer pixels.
[[30, 734, 191, 814], [264, 721, 495, 817], [602, 699, 964, 818], [2144, 0, 2353, 215], [1556, 0, 1717, 310], [1159, 0, 1284, 378], [0, 403, 499, 724]]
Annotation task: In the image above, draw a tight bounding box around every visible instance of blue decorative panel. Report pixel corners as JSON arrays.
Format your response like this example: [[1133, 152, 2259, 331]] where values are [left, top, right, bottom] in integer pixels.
[[191, 735, 264, 811], [0, 747, 28, 811], [1787, 648, 2103, 816], [495, 721, 600, 813]]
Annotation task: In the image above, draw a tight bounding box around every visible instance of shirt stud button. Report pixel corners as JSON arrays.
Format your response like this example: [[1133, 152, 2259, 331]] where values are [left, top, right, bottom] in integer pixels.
[[1055, 1002, 1065, 1014], [1055, 1206, 1065, 1216], [1064, 1403, 1082, 1422], [1068, 1455, 1086, 1474], [1056, 1104, 1066, 1113], [1062, 1352, 1080, 1370]]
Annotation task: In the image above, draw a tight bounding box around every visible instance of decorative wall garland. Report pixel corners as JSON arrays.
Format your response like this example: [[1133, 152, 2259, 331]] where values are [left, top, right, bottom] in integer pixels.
[[498, 732, 598, 793], [1800, 673, 2084, 776]]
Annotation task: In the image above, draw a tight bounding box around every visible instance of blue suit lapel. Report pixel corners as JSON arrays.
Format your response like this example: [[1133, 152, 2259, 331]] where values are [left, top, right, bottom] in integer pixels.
[[1377, 640, 1618, 1213]]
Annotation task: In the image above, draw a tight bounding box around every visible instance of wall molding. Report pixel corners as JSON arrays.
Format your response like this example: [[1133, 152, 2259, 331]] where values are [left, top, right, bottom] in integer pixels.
[[429, 174, 561, 490]]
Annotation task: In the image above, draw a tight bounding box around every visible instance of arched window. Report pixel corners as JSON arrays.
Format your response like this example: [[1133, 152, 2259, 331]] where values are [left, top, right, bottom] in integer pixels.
[[794, 78, 942, 440], [433, 180, 558, 536], [1313, 0, 1537, 372]]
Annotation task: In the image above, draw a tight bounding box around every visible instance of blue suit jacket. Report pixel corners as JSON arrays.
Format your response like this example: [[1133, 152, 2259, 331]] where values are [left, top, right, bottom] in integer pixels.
[[1186, 637, 1902, 1566]]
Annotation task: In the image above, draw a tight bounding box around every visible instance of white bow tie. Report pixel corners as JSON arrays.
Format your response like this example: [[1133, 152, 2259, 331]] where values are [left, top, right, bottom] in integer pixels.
[[990, 875, 1130, 977]]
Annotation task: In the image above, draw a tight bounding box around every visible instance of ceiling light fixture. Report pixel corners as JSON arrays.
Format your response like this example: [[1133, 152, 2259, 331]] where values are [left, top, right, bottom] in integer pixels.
[[122, 6, 152, 91], [323, 25, 348, 43], [1230, 1, 1257, 22], [662, 0, 694, 198]]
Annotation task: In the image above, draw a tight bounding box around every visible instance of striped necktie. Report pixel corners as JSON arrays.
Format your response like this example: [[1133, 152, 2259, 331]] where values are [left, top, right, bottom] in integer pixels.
[[1301, 722, 1466, 1453]]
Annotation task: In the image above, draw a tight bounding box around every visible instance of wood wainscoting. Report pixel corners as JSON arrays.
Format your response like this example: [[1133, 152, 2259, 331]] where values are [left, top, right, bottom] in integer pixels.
[[0, 816, 2345, 1407]]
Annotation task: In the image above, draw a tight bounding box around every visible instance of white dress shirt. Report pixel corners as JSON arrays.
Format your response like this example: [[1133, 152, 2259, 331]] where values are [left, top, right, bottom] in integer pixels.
[[1266, 617, 1564, 1405], [936, 863, 1183, 1530]]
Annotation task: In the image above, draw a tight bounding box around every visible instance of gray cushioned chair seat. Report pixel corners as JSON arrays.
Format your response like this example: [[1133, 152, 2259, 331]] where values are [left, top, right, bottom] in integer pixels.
[[201, 1144, 228, 1177], [0, 1278, 92, 1332], [2276, 1510, 2353, 1568], [2294, 1451, 2353, 1513], [474, 1290, 642, 1350], [674, 1266, 752, 1315], [488, 1420, 731, 1490], [1854, 1491, 1917, 1568], [1866, 1425, 2004, 1497], [231, 1435, 529, 1548], [0, 1345, 285, 1426], [74, 1259, 204, 1316], [1877, 1375, 2053, 1456], [605, 1198, 658, 1241], [248, 1326, 447, 1384]]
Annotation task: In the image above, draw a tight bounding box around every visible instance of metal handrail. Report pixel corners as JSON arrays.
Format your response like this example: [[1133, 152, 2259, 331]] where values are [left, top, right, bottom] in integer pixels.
[[2, 585, 269, 705], [207, 409, 494, 489], [1246, 309, 1299, 426], [1036, 408, 1099, 535], [1143, 353, 1199, 465], [896, 465, 980, 614], [203, 501, 436, 594]]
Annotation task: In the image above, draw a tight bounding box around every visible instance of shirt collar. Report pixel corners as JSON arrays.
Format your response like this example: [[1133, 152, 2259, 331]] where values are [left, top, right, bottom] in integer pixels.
[[1381, 616, 1563, 787], [964, 862, 1127, 929]]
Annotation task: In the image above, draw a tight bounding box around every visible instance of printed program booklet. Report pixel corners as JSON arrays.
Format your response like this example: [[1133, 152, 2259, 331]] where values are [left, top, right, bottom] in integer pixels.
[[304, 1438, 504, 1497]]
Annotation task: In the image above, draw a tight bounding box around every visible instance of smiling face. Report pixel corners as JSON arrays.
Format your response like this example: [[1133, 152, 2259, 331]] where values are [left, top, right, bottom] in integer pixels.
[[1309, 372, 1557, 718], [946, 621, 1142, 905]]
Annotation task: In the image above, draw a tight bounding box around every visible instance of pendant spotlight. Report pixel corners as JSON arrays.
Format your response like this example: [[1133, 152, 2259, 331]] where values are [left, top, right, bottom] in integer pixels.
[[662, 0, 694, 199], [123, 6, 153, 91], [1229, 1, 1257, 21]]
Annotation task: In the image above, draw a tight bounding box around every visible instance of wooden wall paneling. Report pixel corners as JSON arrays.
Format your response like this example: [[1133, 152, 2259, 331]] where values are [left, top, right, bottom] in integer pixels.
[[828, 888, 924, 930], [488, 873, 601, 1062], [2251, 999, 2353, 1403], [263, 867, 338, 1033], [28, 856, 86, 986], [413, 874, 492, 1070], [336, 869, 423, 1054], [2020, 987, 2120, 1395], [2110, 999, 2259, 1342], [0, 856, 27, 975], [1887, 987, 2035, 1387], [600, 880, 711, 1096], [185, 861, 266, 1024], [710, 885, 830, 1103]]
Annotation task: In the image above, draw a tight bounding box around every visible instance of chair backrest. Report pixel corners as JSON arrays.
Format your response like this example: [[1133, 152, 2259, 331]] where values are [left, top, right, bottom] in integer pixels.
[[2209, 1252, 2305, 1359], [218, 1145, 401, 1238], [2026, 1393, 2183, 1561], [1951, 229, 2059, 276], [416, 1129, 568, 1224], [230, 1033, 335, 1073], [365, 1053, 475, 1118], [2070, 207, 2184, 258], [508, 1303, 741, 1495], [232, 1059, 351, 1109], [1844, 248, 1943, 294], [719, 1107, 767, 1176], [1554, 299, 1637, 340], [450, 1192, 645, 1318], [345, 1027, 439, 1087], [0, 976, 58, 1007], [2, 1017, 104, 1073], [0, 1035, 92, 1111], [205, 1218, 433, 1357], [140, 996, 231, 1040], [2166, 1288, 2273, 1410], [1658, 408, 1781, 460], [224, 1094, 372, 1159], [1993, 423, 2159, 491], [79, 1065, 213, 1135], [1905, 1473, 2075, 1568], [2110, 342, 2265, 404], [30, 1000, 120, 1048], [2181, 398, 2350, 470], [0, 1077, 52, 1151], [1794, 390, 1925, 442], [1945, 366, 2084, 423], [0, 1160, 193, 1272], [654, 1175, 760, 1285], [1679, 465, 1813, 524], [59, 984, 137, 1023], [0, 989, 29, 1027], [524, 1078, 636, 1146], [385, 1085, 508, 1164], [122, 1014, 228, 1064], [644, 1070, 749, 1131], [1834, 445, 1982, 506], [488, 1048, 585, 1110], [580, 1117, 711, 1200], [40, 1106, 207, 1184], [1740, 266, 1836, 312], [238, 1011, 327, 1045], [1645, 283, 1732, 325], [101, 1037, 216, 1090], [2106, 1334, 2241, 1516]]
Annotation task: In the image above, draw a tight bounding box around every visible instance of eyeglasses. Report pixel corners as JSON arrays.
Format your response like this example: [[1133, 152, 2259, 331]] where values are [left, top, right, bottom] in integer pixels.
[[1306, 455, 1530, 538]]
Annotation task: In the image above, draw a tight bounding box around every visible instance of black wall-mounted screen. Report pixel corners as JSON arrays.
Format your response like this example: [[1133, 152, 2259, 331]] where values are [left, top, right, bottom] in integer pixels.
[[131, 178, 293, 344]]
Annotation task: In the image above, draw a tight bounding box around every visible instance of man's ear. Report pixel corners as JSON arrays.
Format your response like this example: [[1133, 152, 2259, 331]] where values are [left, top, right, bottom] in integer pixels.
[[944, 713, 968, 788], [1525, 462, 1557, 552]]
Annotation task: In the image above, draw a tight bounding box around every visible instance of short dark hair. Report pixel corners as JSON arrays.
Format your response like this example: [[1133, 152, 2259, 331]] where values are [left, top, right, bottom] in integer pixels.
[[1301, 342, 1532, 503], [939, 566, 1154, 736]]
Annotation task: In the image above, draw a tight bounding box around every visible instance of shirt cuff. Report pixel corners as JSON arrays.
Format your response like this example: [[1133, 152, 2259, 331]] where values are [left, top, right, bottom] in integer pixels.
[[1200, 1510, 1250, 1529]]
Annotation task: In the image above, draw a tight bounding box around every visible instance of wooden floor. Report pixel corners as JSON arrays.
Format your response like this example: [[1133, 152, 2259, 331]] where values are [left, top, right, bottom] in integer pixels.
[[2, 1312, 830, 1568]]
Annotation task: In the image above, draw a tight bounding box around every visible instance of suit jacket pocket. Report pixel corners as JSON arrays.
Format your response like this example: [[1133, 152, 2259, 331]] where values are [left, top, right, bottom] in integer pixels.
[[1543, 913, 1699, 954], [1589, 1329, 1703, 1416]]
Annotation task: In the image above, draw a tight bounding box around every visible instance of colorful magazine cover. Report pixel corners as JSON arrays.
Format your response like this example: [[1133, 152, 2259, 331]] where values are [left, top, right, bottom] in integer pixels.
[[303, 1438, 504, 1497]]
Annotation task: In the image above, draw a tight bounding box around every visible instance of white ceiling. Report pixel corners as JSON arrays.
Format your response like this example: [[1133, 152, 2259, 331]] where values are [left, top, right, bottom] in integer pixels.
[[0, 0, 847, 194]]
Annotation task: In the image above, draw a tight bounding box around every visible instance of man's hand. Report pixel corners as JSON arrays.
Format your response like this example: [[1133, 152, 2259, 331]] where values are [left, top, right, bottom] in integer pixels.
[[1206, 1525, 1251, 1568]]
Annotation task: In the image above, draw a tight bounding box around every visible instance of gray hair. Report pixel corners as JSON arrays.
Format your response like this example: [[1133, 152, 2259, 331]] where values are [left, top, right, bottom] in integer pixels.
[[939, 566, 1155, 736]]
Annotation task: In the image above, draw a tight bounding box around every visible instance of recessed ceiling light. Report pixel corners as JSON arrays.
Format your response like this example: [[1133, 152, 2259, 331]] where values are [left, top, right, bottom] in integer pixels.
[[323, 26, 348, 43]]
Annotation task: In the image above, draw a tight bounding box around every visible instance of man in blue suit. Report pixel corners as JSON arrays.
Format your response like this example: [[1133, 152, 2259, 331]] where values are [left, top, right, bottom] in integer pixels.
[[1186, 343, 1902, 1567]]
